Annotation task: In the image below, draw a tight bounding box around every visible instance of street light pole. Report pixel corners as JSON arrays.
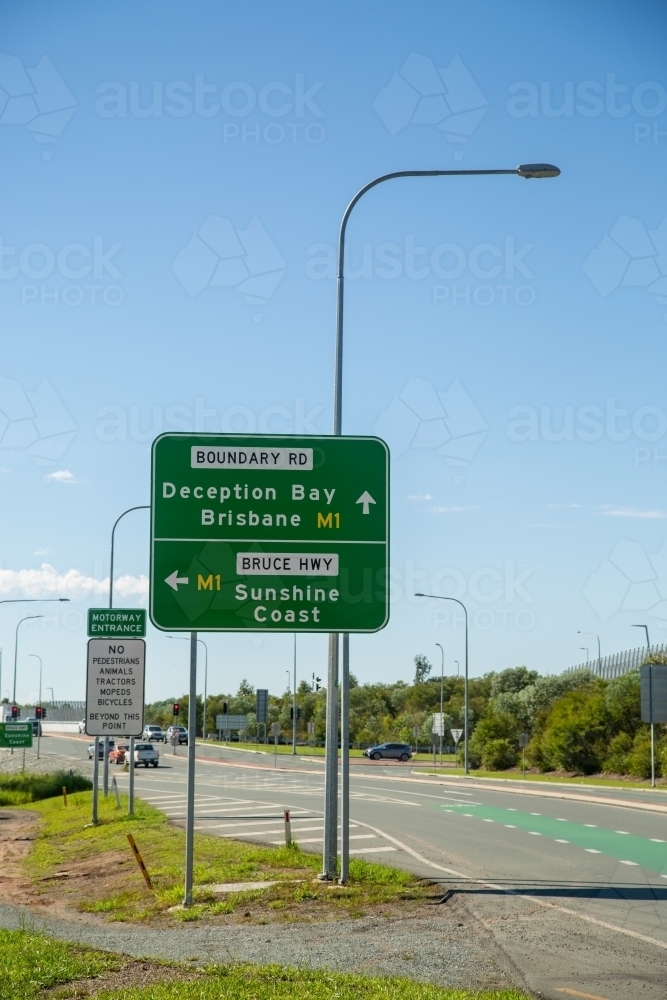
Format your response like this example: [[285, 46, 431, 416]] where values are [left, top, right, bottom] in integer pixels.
[[435, 642, 444, 767], [0, 598, 68, 712], [109, 504, 149, 806], [578, 631, 601, 675], [12, 615, 43, 754], [416, 595, 469, 773], [580, 647, 589, 663], [324, 161, 560, 877], [28, 654, 42, 759], [292, 634, 297, 756]]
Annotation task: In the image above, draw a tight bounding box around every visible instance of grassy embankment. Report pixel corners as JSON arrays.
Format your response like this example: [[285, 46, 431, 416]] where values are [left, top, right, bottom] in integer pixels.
[[21, 789, 433, 923], [198, 740, 457, 762], [0, 770, 91, 806], [0, 927, 530, 1000]]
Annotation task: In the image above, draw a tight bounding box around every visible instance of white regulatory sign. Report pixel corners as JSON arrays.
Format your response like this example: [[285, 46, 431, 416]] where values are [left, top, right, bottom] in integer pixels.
[[85, 638, 145, 738]]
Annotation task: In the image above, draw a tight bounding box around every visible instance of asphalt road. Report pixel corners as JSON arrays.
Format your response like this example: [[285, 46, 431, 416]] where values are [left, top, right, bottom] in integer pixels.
[[33, 735, 667, 999]]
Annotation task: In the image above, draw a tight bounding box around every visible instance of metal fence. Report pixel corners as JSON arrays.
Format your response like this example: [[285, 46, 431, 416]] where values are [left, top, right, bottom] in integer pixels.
[[567, 644, 667, 680], [14, 700, 85, 721]]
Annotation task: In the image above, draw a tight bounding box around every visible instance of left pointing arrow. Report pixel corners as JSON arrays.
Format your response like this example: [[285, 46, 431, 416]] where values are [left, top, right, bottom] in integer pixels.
[[165, 571, 189, 591]]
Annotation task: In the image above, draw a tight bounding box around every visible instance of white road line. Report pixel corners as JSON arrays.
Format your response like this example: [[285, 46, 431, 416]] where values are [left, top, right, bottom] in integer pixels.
[[555, 818, 568, 821], [505, 824, 517, 828], [351, 819, 667, 952], [555, 839, 569, 844], [650, 838, 666, 842], [585, 849, 602, 854], [584, 824, 597, 828], [349, 846, 396, 854], [482, 818, 494, 823], [615, 831, 630, 835], [529, 832, 541, 836], [619, 860, 639, 866]]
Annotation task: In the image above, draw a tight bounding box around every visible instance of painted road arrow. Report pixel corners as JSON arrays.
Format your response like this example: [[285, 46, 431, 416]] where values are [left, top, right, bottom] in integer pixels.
[[356, 491, 376, 514], [165, 571, 189, 591]]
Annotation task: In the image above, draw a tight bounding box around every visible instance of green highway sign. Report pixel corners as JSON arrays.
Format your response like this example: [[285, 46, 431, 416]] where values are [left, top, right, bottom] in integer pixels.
[[87, 608, 147, 638], [0, 723, 33, 748], [150, 434, 389, 633]]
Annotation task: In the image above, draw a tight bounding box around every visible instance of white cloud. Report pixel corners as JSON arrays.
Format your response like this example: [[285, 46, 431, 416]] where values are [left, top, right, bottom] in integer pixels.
[[406, 493, 435, 500], [0, 563, 148, 600], [43, 469, 81, 484], [430, 505, 480, 514], [598, 507, 667, 520]]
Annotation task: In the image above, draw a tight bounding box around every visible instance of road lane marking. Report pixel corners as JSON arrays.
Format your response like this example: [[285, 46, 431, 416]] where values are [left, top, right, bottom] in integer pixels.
[[505, 825, 517, 828], [615, 831, 629, 835], [585, 849, 602, 853], [619, 860, 639, 865], [555, 839, 570, 844], [349, 846, 396, 854], [482, 818, 494, 823], [351, 820, 667, 952], [584, 824, 597, 828], [650, 838, 666, 842], [556, 818, 568, 821], [528, 832, 541, 836]]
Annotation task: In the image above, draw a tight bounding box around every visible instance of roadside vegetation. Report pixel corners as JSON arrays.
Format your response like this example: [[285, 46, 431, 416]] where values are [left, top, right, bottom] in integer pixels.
[[0, 928, 529, 1000], [0, 770, 91, 806], [146, 654, 666, 780], [21, 791, 431, 923]]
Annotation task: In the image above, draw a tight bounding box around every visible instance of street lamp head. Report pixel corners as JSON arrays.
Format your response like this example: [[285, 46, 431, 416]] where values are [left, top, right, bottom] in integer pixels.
[[517, 163, 561, 179], [59, 598, 69, 602]]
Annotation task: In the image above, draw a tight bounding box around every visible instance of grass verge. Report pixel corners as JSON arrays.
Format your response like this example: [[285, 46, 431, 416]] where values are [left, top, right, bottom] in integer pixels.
[[197, 742, 457, 762], [0, 927, 529, 1000], [418, 769, 667, 790], [20, 790, 432, 923], [0, 770, 92, 806]]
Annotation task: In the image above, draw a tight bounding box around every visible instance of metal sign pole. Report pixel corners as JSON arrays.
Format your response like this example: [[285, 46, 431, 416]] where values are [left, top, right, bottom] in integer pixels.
[[340, 633, 349, 884], [183, 631, 197, 907], [103, 736, 109, 795], [92, 737, 99, 824], [320, 633, 339, 880], [650, 665, 655, 789], [128, 736, 135, 814]]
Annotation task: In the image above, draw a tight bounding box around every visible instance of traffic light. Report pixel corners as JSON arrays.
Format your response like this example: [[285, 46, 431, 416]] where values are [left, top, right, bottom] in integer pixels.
[[290, 707, 301, 721], [11, 705, 19, 720], [35, 706, 43, 720], [222, 701, 228, 714], [314, 677, 321, 692], [173, 703, 180, 717]]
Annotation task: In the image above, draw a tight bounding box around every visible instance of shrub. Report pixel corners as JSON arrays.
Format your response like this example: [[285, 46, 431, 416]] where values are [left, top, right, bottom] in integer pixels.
[[538, 684, 608, 773], [0, 771, 91, 805], [481, 738, 518, 771], [627, 729, 658, 779], [601, 732, 633, 774]]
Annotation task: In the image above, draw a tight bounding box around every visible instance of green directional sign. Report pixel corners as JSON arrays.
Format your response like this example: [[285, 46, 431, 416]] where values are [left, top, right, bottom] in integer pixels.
[[87, 608, 146, 638], [150, 434, 389, 633], [0, 723, 33, 748]]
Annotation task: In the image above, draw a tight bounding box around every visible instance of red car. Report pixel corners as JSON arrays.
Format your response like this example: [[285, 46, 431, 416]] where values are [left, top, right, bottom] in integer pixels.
[[109, 744, 130, 764]]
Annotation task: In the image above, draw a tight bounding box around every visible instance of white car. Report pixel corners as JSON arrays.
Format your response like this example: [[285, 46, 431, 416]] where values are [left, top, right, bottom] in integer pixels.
[[142, 725, 164, 742], [133, 742, 159, 767]]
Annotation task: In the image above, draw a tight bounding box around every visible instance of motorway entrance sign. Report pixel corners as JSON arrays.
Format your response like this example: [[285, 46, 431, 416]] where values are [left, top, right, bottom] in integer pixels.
[[0, 723, 32, 748], [87, 608, 146, 638], [85, 639, 146, 738], [150, 434, 389, 632]]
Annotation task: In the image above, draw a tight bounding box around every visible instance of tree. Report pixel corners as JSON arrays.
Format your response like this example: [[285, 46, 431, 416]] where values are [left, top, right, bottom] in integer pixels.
[[414, 654, 432, 684]]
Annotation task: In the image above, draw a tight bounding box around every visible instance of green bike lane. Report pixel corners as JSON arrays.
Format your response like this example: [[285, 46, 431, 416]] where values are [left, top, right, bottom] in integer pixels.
[[438, 799, 667, 878]]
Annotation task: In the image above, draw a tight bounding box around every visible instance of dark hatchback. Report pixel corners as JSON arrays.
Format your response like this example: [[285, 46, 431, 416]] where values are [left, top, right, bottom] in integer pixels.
[[363, 742, 412, 761]]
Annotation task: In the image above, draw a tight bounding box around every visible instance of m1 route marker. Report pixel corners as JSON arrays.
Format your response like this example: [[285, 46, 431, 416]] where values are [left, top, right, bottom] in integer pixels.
[[149, 433, 389, 633]]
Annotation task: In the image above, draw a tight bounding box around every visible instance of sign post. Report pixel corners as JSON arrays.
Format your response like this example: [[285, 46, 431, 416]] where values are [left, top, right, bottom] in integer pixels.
[[0, 723, 32, 748], [85, 638, 146, 824], [640, 663, 667, 788], [88, 608, 146, 638], [150, 434, 389, 633], [150, 432, 389, 900]]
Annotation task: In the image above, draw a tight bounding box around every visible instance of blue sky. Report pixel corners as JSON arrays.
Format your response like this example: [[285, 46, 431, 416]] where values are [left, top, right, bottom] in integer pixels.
[[1, 0, 667, 703]]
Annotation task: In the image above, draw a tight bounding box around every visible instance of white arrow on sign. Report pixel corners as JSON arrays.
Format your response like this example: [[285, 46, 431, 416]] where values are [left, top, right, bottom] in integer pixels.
[[165, 571, 189, 591], [356, 491, 376, 514]]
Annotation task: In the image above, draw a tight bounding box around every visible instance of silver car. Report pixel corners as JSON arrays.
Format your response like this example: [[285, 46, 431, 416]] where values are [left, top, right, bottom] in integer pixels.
[[142, 725, 164, 742]]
